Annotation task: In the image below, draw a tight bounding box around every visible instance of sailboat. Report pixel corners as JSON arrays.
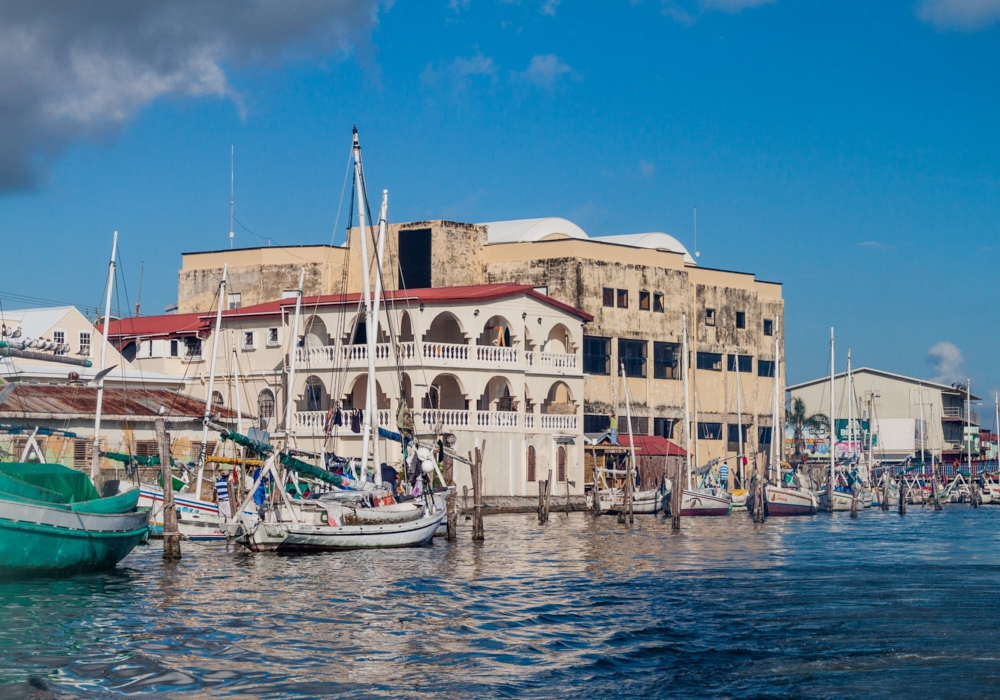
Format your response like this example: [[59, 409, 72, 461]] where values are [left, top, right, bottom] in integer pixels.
[[746, 317, 818, 517], [223, 128, 447, 552], [680, 312, 732, 516], [817, 329, 854, 512]]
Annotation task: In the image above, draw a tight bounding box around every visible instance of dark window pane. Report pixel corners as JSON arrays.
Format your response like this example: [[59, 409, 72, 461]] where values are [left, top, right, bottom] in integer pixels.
[[398, 228, 432, 289], [758, 360, 776, 377], [583, 336, 611, 375], [758, 426, 773, 446], [639, 291, 650, 311], [653, 293, 665, 313], [603, 288, 615, 307], [629, 416, 648, 434], [585, 414, 611, 433], [654, 417, 675, 439], [727, 354, 753, 373], [696, 352, 722, 371], [705, 308, 716, 326], [736, 311, 746, 329], [654, 342, 680, 379], [727, 424, 749, 444], [763, 319, 773, 336], [698, 422, 722, 440], [617, 289, 629, 308], [618, 338, 647, 377]]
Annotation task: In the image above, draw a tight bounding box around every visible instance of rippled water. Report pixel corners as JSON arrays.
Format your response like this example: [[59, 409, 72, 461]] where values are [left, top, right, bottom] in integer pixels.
[[3, 507, 1000, 698]]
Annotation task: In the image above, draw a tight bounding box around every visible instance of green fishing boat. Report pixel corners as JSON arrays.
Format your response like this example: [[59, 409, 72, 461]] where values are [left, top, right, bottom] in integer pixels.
[[0, 462, 149, 577]]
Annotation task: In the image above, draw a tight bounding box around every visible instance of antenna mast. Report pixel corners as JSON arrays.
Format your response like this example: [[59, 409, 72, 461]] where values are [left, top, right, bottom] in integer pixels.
[[229, 145, 235, 249], [693, 207, 699, 259]]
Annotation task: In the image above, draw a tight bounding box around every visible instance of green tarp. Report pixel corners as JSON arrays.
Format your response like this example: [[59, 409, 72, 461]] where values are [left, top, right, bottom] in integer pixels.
[[0, 463, 100, 503]]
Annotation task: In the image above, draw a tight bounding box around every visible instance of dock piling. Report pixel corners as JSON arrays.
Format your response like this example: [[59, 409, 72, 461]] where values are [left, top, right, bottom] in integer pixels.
[[155, 417, 181, 560]]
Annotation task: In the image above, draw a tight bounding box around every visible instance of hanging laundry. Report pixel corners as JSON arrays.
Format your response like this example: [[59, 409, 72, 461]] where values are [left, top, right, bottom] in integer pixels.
[[350, 410, 361, 434]]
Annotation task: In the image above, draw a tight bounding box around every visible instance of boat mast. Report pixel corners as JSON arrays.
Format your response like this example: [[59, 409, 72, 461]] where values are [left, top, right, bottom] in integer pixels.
[[918, 382, 925, 475], [967, 379, 972, 478], [366, 189, 389, 487], [847, 348, 854, 465], [232, 331, 244, 436], [828, 327, 835, 510], [229, 145, 235, 249], [682, 312, 692, 489], [736, 355, 743, 488], [284, 267, 306, 445], [90, 231, 118, 481], [995, 393, 999, 470], [621, 362, 639, 492], [196, 264, 228, 500], [770, 317, 781, 483], [353, 127, 378, 484]]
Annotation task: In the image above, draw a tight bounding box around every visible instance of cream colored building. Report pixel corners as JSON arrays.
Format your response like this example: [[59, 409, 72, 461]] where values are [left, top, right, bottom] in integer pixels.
[[106, 284, 590, 500], [176, 216, 783, 482]]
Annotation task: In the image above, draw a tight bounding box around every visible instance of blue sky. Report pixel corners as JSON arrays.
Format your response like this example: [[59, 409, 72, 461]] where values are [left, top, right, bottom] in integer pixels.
[[0, 0, 998, 404]]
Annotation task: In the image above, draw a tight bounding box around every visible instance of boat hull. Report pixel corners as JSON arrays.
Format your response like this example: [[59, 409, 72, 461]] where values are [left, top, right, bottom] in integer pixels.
[[591, 488, 668, 515], [746, 484, 817, 517], [680, 488, 732, 516], [0, 499, 149, 576], [817, 489, 856, 512]]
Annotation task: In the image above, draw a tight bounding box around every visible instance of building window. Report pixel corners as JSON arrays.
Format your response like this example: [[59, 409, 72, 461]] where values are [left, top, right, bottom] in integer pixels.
[[52, 330, 66, 355], [243, 331, 255, 350], [184, 337, 202, 359], [736, 311, 746, 329], [267, 328, 280, 346], [305, 378, 324, 412], [212, 391, 224, 407], [78, 332, 91, 357], [527, 445, 536, 482], [653, 342, 681, 379], [696, 352, 722, 371], [258, 389, 275, 420], [630, 416, 649, 434], [698, 422, 723, 440], [653, 293, 665, 313], [149, 340, 155, 358], [228, 292, 242, 310], [763, 319, 773, 336], [758, 360, 776, 378], [639, 291, 650, 311], [170, 339, 179, 357], [603, 288, 615, 307], [727, 424, 750, 445], [618, 338, 647, 377], [758, 426, 773, 446], [705, 308, 716, 327], [583, 336, 611, 375], [584, 414, 611, 433], [654, 417, 675, 439], [557, 446, 567, 482], [727, 354, 753, 373], [617, 289, 629, 308]]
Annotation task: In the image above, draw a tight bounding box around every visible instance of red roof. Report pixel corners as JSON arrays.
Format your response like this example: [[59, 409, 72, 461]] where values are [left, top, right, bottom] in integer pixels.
[[617, 435, 687, 457], [103, 284, 592, 340], [0, 384, 242, 420]]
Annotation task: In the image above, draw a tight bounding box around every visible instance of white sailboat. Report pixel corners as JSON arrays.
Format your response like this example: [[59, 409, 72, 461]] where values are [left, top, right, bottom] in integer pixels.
[[817, 328, 853, 512]]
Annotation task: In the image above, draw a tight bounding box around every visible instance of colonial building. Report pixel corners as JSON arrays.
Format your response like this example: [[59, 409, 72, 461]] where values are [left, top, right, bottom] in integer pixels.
[[105, 283, 590, 500], [175, 216, 784, 477]]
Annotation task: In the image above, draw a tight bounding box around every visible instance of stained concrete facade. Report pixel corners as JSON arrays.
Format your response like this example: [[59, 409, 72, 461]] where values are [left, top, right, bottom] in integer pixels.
[[174, 217, 784, 485]]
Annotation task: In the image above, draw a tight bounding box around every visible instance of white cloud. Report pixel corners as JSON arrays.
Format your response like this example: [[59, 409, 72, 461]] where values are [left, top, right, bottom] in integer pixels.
[[515, 54, 575, 88], [639, 160, 656, 178], [662, 0, 774, 23], [928, 342, 966, 384], [422, 52, 497, 89], [541, 0, 561, 16], [701, 0, 775, 10], [0, 1, 381, 191], [915, 0, 1000, 30], [448, 0, 471, 12]]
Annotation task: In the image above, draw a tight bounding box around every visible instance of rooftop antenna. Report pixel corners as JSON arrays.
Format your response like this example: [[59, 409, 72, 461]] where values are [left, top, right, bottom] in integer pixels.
[[135, 261, 144, 317], [693, 207, 700, 259], [229, 145, 235, 249]]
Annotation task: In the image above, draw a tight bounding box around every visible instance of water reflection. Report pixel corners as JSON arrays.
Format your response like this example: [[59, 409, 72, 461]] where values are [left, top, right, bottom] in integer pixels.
[[2, 508, 1000, 697]]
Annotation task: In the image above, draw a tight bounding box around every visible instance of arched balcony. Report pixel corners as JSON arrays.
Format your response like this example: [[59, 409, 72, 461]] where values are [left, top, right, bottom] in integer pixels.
[[540, 380, 579, 432]]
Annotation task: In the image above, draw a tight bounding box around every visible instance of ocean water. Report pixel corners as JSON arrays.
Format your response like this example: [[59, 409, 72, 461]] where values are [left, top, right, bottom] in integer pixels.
[[2, 507, 1000, 698]]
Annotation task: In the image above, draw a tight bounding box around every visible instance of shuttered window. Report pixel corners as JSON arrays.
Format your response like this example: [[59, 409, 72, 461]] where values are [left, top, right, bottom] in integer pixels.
[[527, 446, 536, 482]]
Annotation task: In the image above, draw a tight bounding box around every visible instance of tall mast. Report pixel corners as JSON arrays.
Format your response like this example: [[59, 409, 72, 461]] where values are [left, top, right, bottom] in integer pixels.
[[229, 146, 235, 249], [736, 355, 743, 489], [232, 331, 244, 436], [847, 348, 854, 463], [918, 382, 925, 474], [284, 268, 305, 445], [770, 317, 781, 483], [995, 393, 999, 468], [967, 379, 973, 477], [353, 127, 377, 483], [196, 264, 227, 500], [365, 189, 389, 487], [621, 363, 639, 492], [829, 327, 835, 508], [682, 312, 692, 488], [90, 231, 118, 481]]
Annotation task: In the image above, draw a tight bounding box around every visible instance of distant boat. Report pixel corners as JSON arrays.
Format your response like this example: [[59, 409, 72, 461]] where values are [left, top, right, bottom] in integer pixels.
[[0, 462, 148, 576]]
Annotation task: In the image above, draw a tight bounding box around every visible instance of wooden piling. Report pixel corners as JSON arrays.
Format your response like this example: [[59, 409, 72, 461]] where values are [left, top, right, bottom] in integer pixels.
[[932, 469, 943, 511], [850, 482, 859, 518], [155, 417, 181, 560], [880, 474, 890, 511], [470, 447, 484, 541], [897, 475, 906, 515], [670, 460, 683, 531], [444, 455, 457, 542]]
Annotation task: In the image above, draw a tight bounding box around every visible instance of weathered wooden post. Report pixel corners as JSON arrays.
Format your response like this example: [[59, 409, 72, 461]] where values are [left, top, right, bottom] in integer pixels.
[[538, 470, 552, 524], [155, 417, 180, 560], [469, 447, 484, 541], [444, 455, 457, 542], [670, 459, 683, 531], [897, 475, 906, 515], [463, 485, 470, 521], [880, 472, 890, 511], [932, 467, 942, 511]]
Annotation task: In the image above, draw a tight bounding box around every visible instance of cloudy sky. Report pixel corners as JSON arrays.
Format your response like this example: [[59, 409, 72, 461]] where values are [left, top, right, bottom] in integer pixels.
[[0, 0, 999, 404]]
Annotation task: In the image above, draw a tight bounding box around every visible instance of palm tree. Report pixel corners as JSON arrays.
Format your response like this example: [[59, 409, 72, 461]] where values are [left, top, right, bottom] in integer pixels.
[[786, 397, 829, 465]]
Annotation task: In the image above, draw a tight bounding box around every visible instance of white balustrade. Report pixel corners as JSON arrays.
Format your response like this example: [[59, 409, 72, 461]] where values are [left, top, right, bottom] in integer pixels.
[[539, 414, 578, 431], [420, 342, 470, 362], [417, 409, 470, 428], [341, 343, 394, 363], [475, 345, 519, 365], [296, 345, 337, 364], [476, 411, 519, 429], [294, 409, 390, 433], [537, 352, 577, 370], [524, 413, 535, 429]]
